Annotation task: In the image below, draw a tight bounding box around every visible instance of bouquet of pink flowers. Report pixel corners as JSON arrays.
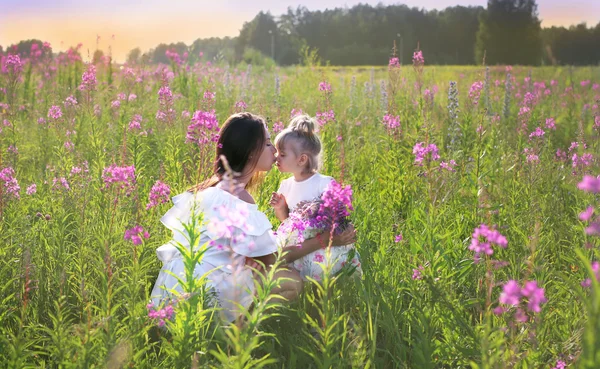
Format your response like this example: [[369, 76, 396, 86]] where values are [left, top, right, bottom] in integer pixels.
[[276, 180, 361, 280]]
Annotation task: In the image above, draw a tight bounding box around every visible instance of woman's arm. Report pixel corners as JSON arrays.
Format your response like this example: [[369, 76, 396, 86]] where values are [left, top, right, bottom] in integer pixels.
[[279, 226, 357, 264]]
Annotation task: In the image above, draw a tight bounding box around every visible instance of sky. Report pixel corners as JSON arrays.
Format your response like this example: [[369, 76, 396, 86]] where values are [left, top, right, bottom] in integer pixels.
[[1, 0, 598, 62]]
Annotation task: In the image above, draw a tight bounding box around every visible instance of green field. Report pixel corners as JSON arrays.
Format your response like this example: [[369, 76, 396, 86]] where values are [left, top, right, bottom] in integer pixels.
[[0, 57, 599, 368]]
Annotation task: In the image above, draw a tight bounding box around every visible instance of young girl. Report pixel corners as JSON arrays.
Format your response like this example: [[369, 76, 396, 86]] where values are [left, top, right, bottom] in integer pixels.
[[270, 114, 361, 281]]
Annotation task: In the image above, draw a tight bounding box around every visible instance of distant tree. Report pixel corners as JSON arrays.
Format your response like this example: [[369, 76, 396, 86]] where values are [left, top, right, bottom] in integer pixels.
[[126, 47, 141, 65], [236, 12, 279, 62], [476, 0, 542, 65], [92, 49, 105, 64]]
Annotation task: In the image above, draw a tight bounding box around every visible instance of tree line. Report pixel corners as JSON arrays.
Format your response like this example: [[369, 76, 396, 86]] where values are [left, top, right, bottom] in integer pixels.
[[3, 1, 599, 66]]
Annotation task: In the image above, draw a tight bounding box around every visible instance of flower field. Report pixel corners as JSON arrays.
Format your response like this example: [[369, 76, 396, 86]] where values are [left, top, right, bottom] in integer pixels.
[[1, 48, 599, 368]]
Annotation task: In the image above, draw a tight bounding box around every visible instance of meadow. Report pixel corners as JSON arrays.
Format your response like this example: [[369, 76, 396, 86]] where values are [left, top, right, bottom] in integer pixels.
[[0, 48, 599, 368]]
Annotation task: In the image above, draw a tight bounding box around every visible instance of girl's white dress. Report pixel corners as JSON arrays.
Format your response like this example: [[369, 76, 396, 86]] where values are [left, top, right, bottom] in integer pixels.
[[150, 187, 278, 322], [276, 173, 362, 281]]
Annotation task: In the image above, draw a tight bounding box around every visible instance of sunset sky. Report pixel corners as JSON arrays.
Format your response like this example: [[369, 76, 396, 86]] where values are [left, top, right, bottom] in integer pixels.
[[1, 0, 598, 62]]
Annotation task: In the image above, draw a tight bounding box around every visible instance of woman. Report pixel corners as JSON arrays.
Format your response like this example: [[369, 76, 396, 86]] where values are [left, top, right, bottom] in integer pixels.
[[150, 112, 356, 322]]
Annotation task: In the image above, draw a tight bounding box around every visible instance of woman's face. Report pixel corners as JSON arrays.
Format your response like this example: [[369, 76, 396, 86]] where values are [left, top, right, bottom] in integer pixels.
[[254, 126, 277, 172]]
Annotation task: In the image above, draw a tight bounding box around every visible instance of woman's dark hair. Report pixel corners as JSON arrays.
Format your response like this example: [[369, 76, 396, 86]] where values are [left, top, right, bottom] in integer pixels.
[[191, 112, 267, 191]]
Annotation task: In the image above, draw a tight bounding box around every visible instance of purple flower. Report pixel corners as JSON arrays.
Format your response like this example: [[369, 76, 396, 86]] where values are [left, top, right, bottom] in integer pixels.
[[52, 177, 70, 191], [79, 64, 97, 91], [439, 160, 457, 172], [186, 110, 220, 146], [203, 91, 215, 101], [412, 265, 424, 280], [316, 110, 335, 127], [469, 81, 484, 105], [0, 167, 20, 199], [552, 360, 566, 369], [521, 281, 547, 313], [528, 127, 545, 139], [469, 224, 508, 259], [394, 234, 403, 243], [499, 280, 521, 306], [318, 81, 332, 93], [128, 115, 142, 131], [579, 206, 595, 221], [147, 302, 174, 327], [272, 121, 284, 133], [413, 142, 440, 166], [545, 117, 556, 130], [235, 100, 247, 111], [578, 175, 600, 193], [3, 54, 23, 74], [102, 165, 136, 194], [26, 183, 36, 195], [290, 108, 303, 118], [389, 57, 400, 67], [524, 147, 539, 164], [48, 105, 63, 120], [146, 180, 171, 210], [383, 114, 401, 132], [64, 95, 78, 107], [124, 225, 149, 245], [412, 50, 424, 66]]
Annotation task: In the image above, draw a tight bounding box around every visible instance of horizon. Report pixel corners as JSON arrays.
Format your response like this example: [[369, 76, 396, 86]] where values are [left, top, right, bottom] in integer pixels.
[[1, 0, 598, 63]]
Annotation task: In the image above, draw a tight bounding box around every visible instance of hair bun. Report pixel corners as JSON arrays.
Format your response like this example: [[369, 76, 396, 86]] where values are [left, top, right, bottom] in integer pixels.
[[289, 114, 316, 135]]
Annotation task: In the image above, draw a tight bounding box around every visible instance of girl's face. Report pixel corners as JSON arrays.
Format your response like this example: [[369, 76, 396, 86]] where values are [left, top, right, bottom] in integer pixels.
[[254, 126, 277, 172], [276, 140, 304, 174]]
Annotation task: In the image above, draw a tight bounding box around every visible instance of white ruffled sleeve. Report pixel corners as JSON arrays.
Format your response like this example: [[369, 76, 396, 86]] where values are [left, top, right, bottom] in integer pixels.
[[201, 188, 277, 257], [158, 188, 277, 260]]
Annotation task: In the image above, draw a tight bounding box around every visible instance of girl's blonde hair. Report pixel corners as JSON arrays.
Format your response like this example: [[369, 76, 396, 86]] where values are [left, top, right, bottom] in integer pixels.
[[274, 114, 322, 173]]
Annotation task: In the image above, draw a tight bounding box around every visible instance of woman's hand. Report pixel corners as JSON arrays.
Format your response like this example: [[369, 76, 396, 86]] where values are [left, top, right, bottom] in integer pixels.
[[318, 226, 357, 247]]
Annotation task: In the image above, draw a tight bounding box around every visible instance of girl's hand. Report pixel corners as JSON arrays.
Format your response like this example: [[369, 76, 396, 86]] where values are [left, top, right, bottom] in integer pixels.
[[269, 192, 287, 210]]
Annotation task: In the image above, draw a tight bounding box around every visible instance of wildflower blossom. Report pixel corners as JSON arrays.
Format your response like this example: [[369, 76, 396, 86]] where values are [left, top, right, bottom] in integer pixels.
[[0, 167, 20, 199], [26, 184, 36, 195], [186, 110, 220, 146], [469, 223, 508, 259], [146, 181, 171, 210], [102, 165, 136, 194], [469, 81, 484, 105], [413, 142, 440, 166], [125, 225, 150, 245], [48, 105, 63, 120]]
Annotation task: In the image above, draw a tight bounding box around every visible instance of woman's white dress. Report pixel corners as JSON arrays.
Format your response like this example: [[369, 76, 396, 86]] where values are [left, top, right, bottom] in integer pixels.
[[150, 186, 278, 322]]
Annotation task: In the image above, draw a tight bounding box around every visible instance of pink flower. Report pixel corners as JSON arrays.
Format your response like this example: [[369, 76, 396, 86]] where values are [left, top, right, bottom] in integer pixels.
[[528, 127, 545, 139], [0, 167, 20, 199], [79, 64, 97, 91], [124, 225, 150, 245], [470, 223, 507, 259], [146, 180, 171, 210], [521, 281, 547, 313], [545, 117, 556, 130], [412, 265, 424, 280], [52, 177, 70, 191], [439, 160, 456, 172], [186, 110, 220, 146], [26, 183, 36, 195], [382, 114, 401, 132], [318, 81, 332, 93], [313, 253, 325, 262], [272, 121, 284, 133], [579, 206, 595, 221], [389, 57, 400, 67], [394, 234, 403, 243], [469, 81, 484, 105], [316, 110, 335, 127], [48, 105, 63, 120], [102, 165, 136, 194], [499, 280, 521, 306], [413, 142, 440, 166], [577, 175, 600, 193], [412, 50, 424, 66]]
